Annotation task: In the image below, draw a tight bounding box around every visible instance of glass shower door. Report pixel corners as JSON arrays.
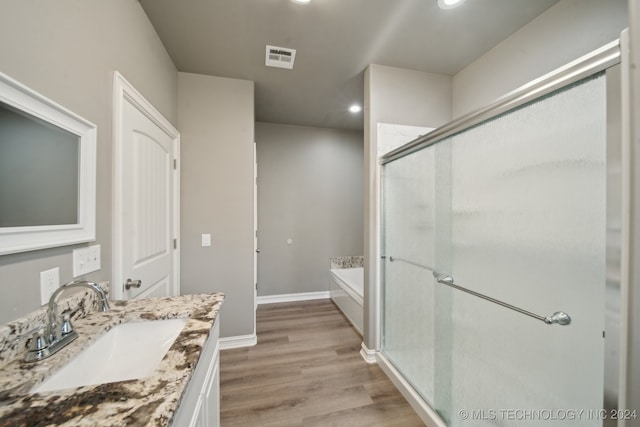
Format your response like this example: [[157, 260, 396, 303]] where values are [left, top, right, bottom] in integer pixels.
[[382, 146, 437, 404], [382, 73, 608, 426], [445, 74, 606, 426]]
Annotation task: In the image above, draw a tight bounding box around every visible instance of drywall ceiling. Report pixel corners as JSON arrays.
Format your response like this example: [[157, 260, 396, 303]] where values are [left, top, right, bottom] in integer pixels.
[[140, 0, 559, 131]]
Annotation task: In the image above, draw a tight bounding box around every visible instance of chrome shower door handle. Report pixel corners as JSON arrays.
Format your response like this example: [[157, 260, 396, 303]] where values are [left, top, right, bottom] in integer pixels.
[[433, 272, 571, 326], [125, 278, 142, 290]]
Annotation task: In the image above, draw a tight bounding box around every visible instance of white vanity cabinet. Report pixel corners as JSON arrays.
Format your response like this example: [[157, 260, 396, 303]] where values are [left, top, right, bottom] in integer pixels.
[[172, 318, 220, 427]]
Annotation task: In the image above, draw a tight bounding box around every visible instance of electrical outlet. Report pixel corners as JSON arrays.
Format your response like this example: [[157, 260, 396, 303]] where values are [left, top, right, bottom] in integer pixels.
[[73, 245, 101, 277], [40, 267, 60, 305]]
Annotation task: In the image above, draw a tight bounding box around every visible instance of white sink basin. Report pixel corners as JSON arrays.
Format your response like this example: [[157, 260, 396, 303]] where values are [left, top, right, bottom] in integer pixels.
[[31, 318, 187, 394]]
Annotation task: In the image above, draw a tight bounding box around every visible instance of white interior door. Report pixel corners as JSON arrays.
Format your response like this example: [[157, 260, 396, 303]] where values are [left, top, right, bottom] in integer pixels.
[[113, 72, 180, 300]]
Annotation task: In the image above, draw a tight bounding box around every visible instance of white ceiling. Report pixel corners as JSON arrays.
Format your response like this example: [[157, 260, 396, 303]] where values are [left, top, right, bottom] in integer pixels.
[[140, 0, 559, 131]]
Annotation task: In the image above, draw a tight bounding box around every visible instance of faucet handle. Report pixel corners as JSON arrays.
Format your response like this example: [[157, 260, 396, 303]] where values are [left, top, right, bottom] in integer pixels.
[[24, 328, 52, 362], [59, 307, 80, 336], [28, 328, 50, 351], [16, 327, 48, 347], [60, 312, 74, 336]]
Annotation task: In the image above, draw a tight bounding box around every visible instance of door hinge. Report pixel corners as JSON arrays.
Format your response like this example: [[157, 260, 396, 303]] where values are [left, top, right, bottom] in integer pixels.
[[173, 238, 177, 249], [173, 159, 177, 170]]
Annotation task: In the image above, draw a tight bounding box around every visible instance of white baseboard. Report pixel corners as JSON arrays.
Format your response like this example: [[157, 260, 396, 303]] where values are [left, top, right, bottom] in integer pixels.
[[360, 342, 377, 364], [257, 291, 330, 305], [219, 333, 257, 350], [376, 353, 446, 427]]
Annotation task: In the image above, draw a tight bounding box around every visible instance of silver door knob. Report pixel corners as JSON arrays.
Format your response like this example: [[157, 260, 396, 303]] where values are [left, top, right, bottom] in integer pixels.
[[125, 278, 142, 290], [256, 249, 261, 253]]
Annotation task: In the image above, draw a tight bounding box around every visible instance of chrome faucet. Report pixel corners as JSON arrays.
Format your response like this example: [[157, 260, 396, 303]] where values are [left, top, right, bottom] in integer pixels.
[[48, 280, 110, 342], [25, 280, 110, 362]]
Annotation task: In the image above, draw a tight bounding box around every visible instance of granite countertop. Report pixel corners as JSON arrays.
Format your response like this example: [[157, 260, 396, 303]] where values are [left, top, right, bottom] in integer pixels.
[[0, 293, 224, 427]]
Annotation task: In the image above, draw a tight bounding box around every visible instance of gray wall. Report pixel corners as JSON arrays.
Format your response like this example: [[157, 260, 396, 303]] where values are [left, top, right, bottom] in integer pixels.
[[0, 0, 177, 325], [453, 0, 628, 117], [255, 122, 363, 296], [178, 72, 255, 339], [364, 65, 453, 349]]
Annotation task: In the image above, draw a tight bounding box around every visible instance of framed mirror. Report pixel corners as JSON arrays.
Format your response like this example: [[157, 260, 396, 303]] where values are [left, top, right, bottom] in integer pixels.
[[0, 72, 96, 255]]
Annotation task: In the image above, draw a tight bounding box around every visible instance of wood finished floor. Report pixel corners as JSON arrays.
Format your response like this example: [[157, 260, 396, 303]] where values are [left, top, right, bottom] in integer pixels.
[[219, 299, 425, 426]]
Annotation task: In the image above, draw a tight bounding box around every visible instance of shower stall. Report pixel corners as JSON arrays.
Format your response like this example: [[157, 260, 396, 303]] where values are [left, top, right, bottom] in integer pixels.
[[379, 36, 628, 426]]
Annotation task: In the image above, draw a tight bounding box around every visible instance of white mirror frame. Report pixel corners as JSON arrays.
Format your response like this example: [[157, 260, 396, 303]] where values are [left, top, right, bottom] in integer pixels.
[[0, 72, 96, 255]]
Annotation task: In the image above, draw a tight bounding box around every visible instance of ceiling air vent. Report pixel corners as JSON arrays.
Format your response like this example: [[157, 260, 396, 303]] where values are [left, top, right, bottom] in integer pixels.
[[265, 45, 296, 69]]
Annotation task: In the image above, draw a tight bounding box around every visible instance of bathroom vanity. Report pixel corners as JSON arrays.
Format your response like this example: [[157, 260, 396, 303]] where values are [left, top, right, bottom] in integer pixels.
[[0, 287, 223, 426]]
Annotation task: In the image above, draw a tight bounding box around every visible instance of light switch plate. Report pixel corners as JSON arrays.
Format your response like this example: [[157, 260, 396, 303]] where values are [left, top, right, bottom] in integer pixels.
[[73, 245, 101, 277], [40, 267, 60, 305], [201, 234, 212, 247]]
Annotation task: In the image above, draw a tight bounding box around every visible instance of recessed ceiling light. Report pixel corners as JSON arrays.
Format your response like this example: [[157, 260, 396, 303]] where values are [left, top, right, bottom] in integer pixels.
[[437, 0, 465, 9], [349, 104, 362, 113], [291, 0, 311, 4]]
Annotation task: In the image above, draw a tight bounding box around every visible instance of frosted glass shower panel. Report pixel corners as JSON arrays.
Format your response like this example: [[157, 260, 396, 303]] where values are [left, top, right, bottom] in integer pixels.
[[382, 146, 437, 404], [447, 75, 606, 425], [381, 73, 608, 427]]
